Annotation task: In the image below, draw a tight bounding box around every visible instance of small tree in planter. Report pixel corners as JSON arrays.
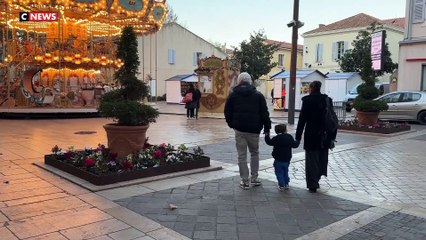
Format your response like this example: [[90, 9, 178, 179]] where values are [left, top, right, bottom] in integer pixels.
[[98, 26, 159, 157], [340, 23, 397, 125]]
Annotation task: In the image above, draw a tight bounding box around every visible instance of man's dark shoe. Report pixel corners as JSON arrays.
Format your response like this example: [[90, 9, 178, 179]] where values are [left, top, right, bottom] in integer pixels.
[[309, 188, 317, 193], [250, 179, 262, 186], [240, 181, 250, 190]]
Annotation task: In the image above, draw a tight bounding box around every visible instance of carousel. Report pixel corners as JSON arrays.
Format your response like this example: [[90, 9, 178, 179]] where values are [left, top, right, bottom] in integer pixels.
[[0, 0, 167, 113]]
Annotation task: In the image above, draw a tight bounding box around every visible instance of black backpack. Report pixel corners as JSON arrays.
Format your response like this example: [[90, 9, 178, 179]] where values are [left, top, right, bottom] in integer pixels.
[[321, 96, 338, 147]]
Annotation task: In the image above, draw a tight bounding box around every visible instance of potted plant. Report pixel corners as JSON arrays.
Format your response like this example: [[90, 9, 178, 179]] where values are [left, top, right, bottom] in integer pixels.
[[339, 23, 397, 126], [352, 79, 388, 125], [98, 26, 159, 158]]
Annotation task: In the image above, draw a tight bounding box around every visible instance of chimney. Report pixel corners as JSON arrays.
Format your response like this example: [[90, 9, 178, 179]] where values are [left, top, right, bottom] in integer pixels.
[[319, 24, 325, 28]]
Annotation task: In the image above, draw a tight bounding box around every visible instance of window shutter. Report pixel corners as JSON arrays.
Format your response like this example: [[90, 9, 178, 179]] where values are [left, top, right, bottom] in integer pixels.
[[332, 42, 337, 61], [193, 52, 197, 66], [172, 49, 176, 64], [344, 41, 349, 52], [168, 49, 176, 64], [315, 44, 319, 63], [168, 49, 173, 64], [319, 43, 324, 63], [413, 0, 425, 23]]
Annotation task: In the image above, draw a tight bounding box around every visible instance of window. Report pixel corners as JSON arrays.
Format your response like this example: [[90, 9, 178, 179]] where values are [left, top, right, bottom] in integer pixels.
[[332, 41, 348, 61], [379, 93, 402, 103], [401, 93, 421, 102], [168, 48, 176, 64], [413, 0, 425, 23], [193, 52, 202, 66], [315, 43, 323, 63], [278, 54, 284, 67]]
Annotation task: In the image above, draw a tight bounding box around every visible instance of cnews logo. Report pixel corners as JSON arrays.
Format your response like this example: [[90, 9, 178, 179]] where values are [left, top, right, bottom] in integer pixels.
[[19, 12, 58, 22]]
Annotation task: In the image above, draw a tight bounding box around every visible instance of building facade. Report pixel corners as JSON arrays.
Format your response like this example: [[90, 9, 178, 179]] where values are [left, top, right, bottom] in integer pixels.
[[261, 40, 303, 98], [398, 0, 426, 91], [302, 13, 404, 78], [138, 23, 227, 97]]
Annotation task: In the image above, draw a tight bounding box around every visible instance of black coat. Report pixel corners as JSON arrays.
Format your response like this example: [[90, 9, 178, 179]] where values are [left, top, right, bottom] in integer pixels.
[[224, 83, 271, 134], [265, 133, 299, 162], [296, 93, 337, 150], [193, 89, 201, 108]]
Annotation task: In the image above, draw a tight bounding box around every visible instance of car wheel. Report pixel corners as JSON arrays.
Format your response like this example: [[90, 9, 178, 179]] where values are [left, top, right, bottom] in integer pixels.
[[418, 111, 426, 124]]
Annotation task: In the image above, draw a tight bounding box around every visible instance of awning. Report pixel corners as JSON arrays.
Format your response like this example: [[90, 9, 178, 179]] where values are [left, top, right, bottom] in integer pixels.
[[164, 74, 198, 82], [271, 69, 327, 79]]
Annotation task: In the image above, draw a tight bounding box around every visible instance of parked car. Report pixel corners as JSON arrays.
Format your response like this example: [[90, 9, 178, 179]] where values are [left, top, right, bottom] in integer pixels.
[[375, 91, 426, 124], [345, 82, 390, 112]]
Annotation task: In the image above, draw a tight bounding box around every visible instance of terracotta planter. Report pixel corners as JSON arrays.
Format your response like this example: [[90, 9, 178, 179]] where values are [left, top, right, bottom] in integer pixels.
[[356, 111, 380, 126], [103, 124, 149, 158]]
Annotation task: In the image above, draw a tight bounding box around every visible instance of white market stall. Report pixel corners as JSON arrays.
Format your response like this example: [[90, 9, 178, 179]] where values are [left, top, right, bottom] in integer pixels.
[[271, 70, 327, 110], [165, 74, 198, 104], [325, 72, 362, 101]]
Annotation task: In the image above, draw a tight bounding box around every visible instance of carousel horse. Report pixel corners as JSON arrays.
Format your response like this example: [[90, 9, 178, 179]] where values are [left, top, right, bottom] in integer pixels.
[[20, 68, 51, 105]]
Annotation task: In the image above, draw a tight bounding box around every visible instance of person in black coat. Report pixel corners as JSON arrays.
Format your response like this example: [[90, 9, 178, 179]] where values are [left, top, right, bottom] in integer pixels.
[[265, 124, 299, 190], [224, 72, 271, 190], [193, 83, 202, 119], [184, 83, 196, 119], [295, 81, 337, 193]]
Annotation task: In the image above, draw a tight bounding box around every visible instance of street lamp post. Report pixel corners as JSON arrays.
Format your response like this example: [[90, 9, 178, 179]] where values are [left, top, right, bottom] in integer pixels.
[[287, 0, 302, 125]]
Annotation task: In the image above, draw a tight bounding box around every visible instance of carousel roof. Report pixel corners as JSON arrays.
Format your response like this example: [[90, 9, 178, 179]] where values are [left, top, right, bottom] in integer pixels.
[[0, 0, 167, 35]]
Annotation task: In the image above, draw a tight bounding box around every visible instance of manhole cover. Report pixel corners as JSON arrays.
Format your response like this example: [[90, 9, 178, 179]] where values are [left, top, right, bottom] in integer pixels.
[[74, 131, 97, 135]]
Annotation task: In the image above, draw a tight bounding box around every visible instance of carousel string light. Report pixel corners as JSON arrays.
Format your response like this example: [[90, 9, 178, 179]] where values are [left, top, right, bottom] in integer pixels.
[[1, 0, 168, 89]]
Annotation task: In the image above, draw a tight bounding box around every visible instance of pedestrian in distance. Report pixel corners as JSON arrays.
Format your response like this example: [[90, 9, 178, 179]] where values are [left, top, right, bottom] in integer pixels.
[[193, 83, 202, 119], [296, 81, 337, 193], [183, 83, 196, 119], [224, 72, 272, 190], [265, 124, 300, 191]]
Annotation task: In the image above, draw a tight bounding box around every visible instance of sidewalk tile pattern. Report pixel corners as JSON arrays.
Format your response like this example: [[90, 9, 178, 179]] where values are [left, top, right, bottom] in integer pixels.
[[116, 177, 370, 240], [337, 212, 426, 240], [287, 139, 426, 206]]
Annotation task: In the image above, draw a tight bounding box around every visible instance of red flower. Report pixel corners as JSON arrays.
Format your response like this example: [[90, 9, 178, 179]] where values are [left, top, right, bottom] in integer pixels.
[[64, 151, 73, 159], [153, 149, 162, 159], [84, 157, 96, 168], [121, 160, 133, 170]]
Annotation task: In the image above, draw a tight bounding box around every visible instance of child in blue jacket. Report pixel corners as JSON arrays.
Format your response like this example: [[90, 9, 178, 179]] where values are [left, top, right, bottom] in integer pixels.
[[265, 124, 300, 190]]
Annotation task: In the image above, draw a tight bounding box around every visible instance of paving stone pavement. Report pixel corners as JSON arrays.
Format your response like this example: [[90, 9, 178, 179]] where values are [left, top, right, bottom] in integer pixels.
[[1, 108, 426, 239], [337, 212, 426, 240], [116, 176, 370, 240]]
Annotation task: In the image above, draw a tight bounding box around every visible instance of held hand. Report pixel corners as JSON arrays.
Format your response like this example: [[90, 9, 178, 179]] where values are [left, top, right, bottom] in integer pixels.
[[330, 140, 336, 150], [295, 139, 300, 147]]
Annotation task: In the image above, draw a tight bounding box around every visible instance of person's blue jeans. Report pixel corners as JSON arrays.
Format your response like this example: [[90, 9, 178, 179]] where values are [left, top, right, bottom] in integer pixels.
[[273, 160, 290, 187]]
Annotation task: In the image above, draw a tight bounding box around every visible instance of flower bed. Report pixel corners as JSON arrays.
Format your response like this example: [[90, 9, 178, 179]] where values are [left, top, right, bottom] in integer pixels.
[[45, 143, 210, 185], [338, 120, 411, 134]]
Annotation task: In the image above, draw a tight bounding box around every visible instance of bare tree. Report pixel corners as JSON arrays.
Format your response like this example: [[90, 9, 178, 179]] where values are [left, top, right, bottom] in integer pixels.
[[165, 4, 178, 24]]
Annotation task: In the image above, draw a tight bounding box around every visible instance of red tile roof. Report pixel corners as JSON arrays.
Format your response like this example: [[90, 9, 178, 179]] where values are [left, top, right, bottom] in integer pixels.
[[265, 39, 303, 51], [303, 13, 405, 35]]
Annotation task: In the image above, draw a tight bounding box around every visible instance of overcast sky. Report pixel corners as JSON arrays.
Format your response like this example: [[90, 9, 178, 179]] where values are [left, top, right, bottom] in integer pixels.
[[167, 0, 406, 48]]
